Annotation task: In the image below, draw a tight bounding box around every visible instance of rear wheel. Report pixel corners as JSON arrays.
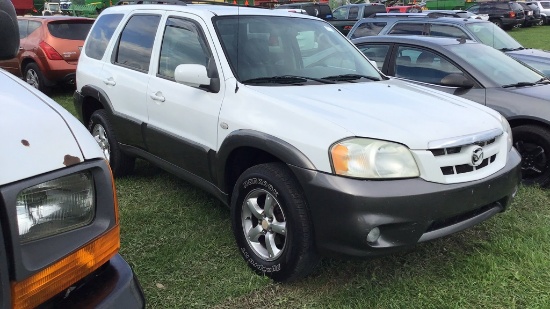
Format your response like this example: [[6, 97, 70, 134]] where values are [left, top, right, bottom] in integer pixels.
[[231, 163, 319, 282], [512, 125, 550, 186], [89, 110, 135, 177], [491, 18, 503, 29], [24, 63, 50, 93]]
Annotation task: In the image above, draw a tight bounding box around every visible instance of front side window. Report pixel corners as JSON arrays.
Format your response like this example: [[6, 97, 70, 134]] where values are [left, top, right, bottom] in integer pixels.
[[158, 17, 210, 79], [428, 24, 468, 39], [467, 5, 480, 13], [214, 16, 381, 84], [348, 7, 360, 19], [85, 13, 123, 60], [394, 46, 463, 85], [115, 14, 161, 72], [350, 22, 387, 39]]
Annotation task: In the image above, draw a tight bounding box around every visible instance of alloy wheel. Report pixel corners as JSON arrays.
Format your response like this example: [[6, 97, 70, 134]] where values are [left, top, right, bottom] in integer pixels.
[[92, 123, 111, 161], [25, 69, 40, 89]]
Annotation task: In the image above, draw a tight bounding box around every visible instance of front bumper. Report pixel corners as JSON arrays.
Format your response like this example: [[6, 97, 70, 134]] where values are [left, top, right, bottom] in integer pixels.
[[47, 254, 145, 308], [290, 148, 521, 258]]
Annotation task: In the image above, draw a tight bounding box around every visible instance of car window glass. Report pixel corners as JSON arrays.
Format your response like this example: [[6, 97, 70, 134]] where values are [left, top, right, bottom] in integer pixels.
[[28, 21, 41, 35], [429, 24, 468, 39], [47, 21, 93, 40], [446, 43, 543, 86], [357, 44, 390, 69], [348, 7, 360, 19], [85, 13, 124, 60], [466, 22, 522, 50], [333, 7, 348, 19], [115, 14, 161, 72], [158, 17, 210, 79], [395, 46, 463, 85], [389, 23, 424, 35], [18, 20, 28, 39], [541, 2, 550, 8], [350, 22, 387, 39], [468, 5, 480, 13]]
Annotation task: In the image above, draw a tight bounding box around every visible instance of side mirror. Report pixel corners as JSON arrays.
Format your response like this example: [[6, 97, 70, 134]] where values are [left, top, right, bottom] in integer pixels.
[[174, 64, 220, 93], [440, 73, 474, 89], [0, 0, 19, 60]]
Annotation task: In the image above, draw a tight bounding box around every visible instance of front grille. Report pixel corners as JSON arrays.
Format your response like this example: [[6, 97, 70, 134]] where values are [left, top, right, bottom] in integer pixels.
[[429, 137, 499, 176]]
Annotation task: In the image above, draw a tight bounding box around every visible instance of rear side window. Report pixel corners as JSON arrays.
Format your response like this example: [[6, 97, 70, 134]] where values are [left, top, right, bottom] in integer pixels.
[[47, 21, 93, 40], [85, 14, 124, 60], [542, 2, 550, 8], [389, 23, 425, 35], [115, 14, 161, 72], [350, 22, 387, 39], [348, 6, 360, 19], [429, 24, 468, 39]]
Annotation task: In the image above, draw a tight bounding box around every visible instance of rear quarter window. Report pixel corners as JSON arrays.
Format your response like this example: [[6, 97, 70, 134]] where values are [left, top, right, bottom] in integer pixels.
[[350, 21, 387, 39], [389, 23, 425, 35], [85, 14, 124, 60]]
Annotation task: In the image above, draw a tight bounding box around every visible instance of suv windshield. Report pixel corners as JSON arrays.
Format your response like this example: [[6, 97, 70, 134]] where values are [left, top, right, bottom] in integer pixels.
[[214, 16, 381, 85], [465, 22, 522, 50], [446, 43, 543, 87]]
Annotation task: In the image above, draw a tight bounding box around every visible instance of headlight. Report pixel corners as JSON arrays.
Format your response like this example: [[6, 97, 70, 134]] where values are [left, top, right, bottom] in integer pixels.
[[501, 115, 513, 151], [330, 138, 420, 179], [16, 172, 95, 243]]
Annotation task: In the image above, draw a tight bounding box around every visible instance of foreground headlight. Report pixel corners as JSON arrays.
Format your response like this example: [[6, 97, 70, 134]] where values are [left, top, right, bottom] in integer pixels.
[[501, 115, 513, 151], [16, 172, 95, 243], [330, 138, 420, 178]]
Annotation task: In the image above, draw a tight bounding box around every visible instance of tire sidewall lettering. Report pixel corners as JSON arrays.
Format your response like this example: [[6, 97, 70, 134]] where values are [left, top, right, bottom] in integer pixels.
[[242, 177, 279, 198]]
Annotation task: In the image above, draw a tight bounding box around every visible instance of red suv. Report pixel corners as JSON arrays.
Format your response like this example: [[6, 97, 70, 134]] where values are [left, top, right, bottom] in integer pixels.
[[0, 16, 94, 93]]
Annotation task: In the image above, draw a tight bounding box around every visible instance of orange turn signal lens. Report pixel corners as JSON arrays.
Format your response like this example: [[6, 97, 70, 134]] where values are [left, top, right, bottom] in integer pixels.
[[331, 144, 349, 174], [105, 159, 120, 224], [11, 226, 120, 309]]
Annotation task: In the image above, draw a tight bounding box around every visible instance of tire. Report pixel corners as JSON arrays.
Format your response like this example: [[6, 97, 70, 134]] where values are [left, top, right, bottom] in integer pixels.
[[88, 110, 135, 177], [230, 163, 319, 282], [491, 19, 503, 29], [512, 125, 550, 187], [543, 16, 548, 25], [24, 63, 50, 93]]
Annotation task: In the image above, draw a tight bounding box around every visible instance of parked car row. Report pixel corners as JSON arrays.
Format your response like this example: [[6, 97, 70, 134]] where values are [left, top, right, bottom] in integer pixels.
[[466, 1, 550, 28]]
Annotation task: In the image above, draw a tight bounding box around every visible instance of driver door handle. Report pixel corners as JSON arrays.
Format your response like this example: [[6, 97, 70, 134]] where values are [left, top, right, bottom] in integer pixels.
[[150, 91, 165, 103]]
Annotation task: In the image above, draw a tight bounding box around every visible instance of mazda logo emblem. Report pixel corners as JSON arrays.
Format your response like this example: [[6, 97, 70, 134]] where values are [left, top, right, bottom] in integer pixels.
[[471, 147, 484, 166]]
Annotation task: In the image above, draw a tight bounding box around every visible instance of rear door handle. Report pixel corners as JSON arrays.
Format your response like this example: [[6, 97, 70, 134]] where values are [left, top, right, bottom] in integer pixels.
[[150, 91, 165, 103]]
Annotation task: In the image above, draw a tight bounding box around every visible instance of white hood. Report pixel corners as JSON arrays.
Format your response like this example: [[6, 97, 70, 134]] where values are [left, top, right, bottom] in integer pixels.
[[0, 72, 104, 185], [249, 79, 502, 150]]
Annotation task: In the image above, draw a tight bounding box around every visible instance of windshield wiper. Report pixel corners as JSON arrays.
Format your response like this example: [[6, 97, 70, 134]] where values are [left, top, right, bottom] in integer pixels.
[[241, 75, 335, 85], [502, 81, 537, 88], [321, 74, 383, 82], [500, 47, 525, 52], [536, 78, 550, 84]]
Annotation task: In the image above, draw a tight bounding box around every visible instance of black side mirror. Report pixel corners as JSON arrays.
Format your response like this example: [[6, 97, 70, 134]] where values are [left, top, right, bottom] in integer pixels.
[[440, 73, 474, 89], [0, 0, 19, 60]]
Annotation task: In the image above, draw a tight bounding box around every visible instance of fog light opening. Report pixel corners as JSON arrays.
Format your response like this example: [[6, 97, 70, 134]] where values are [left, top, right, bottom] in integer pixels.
[[366, 227, 381, 244]]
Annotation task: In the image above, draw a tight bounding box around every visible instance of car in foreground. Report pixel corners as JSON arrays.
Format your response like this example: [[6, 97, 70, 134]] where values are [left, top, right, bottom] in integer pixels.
[[347, 15, 550, 77], [0, 15, 94, 93], [74, 3, 520, 282], [0, 0, 145, 307], [353, 35, 550, 186]]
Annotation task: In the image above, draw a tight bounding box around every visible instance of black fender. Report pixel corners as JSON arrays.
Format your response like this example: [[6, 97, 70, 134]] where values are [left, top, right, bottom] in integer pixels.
[[215, 130, 317, 195]]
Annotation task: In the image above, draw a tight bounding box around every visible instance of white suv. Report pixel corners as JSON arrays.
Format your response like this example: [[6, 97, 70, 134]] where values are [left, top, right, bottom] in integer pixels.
[[75, 3, 521, 282]]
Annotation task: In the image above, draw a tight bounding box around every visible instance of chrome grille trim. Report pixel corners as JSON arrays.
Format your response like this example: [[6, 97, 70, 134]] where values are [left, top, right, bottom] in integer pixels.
[[428, 128, 503, 149]]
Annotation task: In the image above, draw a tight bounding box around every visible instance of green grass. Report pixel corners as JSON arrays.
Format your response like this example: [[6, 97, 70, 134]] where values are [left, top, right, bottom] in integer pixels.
[[51, 28, 550, 308]]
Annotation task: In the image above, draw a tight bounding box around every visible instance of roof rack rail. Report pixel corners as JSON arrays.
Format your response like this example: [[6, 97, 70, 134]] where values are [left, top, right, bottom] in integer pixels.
[[373, 12, 464, 18], [115, 0, 254, 6]]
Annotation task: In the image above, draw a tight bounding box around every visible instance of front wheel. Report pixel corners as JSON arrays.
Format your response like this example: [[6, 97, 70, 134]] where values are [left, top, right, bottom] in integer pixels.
[[230, 163, 319, 282], [88, 110, 135, 177], [512, 125, 550, 186]]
